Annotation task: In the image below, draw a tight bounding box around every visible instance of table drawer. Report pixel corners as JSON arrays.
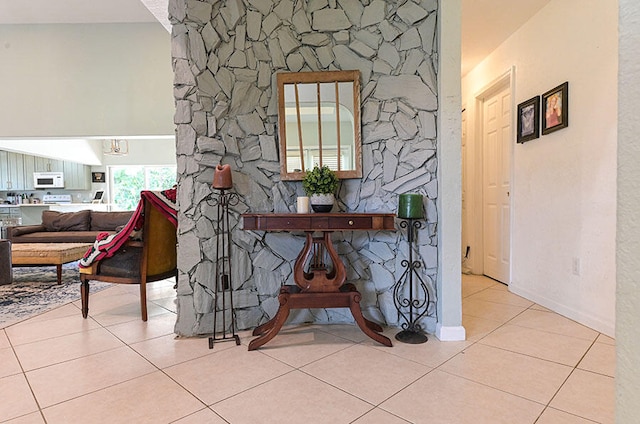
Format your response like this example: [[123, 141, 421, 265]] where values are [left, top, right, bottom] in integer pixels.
[[328, 216, 373, 230], [243, 215, 311, 231], [242, 213, 396, 231]]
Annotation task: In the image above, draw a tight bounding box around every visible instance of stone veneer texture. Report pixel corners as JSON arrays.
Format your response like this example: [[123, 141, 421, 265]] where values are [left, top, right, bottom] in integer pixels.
[[169, 0, 439, 337]]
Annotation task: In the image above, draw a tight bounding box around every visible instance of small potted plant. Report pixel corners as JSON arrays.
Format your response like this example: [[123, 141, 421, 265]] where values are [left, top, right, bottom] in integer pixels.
[[302, 165, 339, 212]]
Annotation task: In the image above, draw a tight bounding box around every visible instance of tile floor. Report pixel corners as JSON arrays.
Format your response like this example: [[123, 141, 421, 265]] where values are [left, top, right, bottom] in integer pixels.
[[0, 274, 615, 423]]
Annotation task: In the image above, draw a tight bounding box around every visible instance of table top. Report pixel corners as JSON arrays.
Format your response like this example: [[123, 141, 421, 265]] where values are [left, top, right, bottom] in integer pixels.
[[11, 243, 92, 264], [242, 212, 396, 232]]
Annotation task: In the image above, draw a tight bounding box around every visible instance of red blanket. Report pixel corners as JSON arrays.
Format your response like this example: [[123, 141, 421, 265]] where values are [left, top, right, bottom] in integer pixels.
[[79, 188, 177, 268]]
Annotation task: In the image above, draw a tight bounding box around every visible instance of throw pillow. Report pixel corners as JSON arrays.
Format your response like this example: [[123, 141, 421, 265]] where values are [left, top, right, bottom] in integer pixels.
[[42, 210, 91, 231]]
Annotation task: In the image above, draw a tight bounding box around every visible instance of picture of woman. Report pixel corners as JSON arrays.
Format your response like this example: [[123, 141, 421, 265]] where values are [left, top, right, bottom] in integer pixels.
[[545, 93, 562, 128], [541, 82, 568, 135]]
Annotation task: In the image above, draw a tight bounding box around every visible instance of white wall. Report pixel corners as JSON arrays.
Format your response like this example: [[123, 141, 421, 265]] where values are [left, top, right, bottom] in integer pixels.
[[0, 23, 174, 137], [462, 0, 617, 335], [617, 0, 640, 419]]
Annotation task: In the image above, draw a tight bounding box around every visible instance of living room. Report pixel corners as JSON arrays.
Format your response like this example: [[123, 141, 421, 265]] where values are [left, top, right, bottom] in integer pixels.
[[0, 0, 636, 420], [0, 6, 176, 222]]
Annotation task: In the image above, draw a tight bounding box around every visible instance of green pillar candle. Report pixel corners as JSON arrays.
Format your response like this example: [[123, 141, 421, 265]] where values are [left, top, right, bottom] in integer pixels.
[[398, 193, 424, 219]]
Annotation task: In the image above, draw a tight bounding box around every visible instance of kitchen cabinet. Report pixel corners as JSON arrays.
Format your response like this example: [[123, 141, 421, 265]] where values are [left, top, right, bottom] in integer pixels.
[[33, 156, 64, 173], [0, 151, 26, 190], [0, 150, 91, 191], [1, 150, 90, 191], [22, 155, 36, 190], [63, 161, 91, 190]]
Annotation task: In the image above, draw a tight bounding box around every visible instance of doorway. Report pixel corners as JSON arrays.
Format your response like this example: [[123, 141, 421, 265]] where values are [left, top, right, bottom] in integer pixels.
[[466, 72, 513, 284]]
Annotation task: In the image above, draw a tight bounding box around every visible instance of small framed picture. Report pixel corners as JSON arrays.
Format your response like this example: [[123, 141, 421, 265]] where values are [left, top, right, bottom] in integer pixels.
[[92, 172, 106, 183], [516, 96, 540, 143], [541, 81, 569, 135]]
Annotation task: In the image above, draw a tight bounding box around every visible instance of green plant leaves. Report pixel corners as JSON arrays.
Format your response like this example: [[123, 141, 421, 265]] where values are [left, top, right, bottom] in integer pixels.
[[302, 165, 339, 195]]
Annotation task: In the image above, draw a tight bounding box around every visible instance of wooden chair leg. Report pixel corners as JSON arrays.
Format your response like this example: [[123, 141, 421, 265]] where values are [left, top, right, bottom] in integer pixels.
[[80, 279, 90, 319], [140, 280, 148, 322]]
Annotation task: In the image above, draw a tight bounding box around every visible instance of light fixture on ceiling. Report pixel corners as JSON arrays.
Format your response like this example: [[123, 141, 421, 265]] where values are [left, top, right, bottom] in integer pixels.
[[103, 139, 129, 156]]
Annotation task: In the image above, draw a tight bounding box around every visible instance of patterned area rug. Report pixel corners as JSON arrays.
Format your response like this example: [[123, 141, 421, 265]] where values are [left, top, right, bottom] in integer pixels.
[[0, 262, 111, 329]]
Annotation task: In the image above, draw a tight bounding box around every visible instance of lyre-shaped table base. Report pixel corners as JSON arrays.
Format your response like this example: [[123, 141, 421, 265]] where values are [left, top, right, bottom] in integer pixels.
[[242, 213, 396, 350], [248, 284, 392, 351]]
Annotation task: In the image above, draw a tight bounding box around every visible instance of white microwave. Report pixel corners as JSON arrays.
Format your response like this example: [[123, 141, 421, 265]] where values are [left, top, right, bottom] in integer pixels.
[[33, 172, 65, 189]]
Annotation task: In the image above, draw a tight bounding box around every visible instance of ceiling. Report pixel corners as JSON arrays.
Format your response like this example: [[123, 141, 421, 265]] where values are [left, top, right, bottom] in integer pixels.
[[0, 0, 551, 77]]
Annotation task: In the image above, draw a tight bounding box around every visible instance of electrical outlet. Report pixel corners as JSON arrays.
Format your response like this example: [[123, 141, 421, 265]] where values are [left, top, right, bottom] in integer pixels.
[[572, 257, 580, 276]]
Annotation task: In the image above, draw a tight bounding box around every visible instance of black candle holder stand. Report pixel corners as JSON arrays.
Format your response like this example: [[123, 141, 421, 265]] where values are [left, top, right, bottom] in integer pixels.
[[392, 218, 431, 344], [208, 189, 241, 349]]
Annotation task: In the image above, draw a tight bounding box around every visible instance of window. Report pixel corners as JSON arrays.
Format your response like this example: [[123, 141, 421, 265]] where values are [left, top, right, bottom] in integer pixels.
[[109, 165, 176, 211]]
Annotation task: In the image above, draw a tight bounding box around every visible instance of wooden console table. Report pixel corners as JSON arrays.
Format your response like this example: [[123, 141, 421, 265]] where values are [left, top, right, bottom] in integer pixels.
[[242, 213, 395, 350]]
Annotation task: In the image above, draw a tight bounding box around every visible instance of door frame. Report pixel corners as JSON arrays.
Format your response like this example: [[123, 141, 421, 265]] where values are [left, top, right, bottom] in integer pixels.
[[466, 67, 515, 282]]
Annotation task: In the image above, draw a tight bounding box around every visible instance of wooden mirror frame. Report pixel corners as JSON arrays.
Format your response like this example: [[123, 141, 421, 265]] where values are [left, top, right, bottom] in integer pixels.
[[277, 70, 362, 181]]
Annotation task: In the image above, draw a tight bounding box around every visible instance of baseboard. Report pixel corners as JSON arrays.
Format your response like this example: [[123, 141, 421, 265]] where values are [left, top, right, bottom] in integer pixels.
[[510, 284, 615, 337], [435, 323, 466, 341]]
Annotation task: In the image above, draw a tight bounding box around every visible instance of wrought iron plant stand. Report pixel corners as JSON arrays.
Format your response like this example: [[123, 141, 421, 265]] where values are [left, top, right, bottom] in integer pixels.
[[393, 218, 431, 344], [208, 188, 241, 349]]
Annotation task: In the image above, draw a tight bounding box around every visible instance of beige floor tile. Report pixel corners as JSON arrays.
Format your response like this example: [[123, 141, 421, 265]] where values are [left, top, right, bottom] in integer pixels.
[[42, 371, 204, 424], [0, 374, 40, 422], [212, 370, 373, 424], [256, 325, 356, 368], [536, 407, 595, 423], [462, 297, 527, 323], [26, 345, 156, 408], [0, 330, 9, 348], [462, 314, 504, 341], [315, 323, 371, 343], [465, 286, 534, 308], [0, 347, 23, 378], [364, 328, 470, 368], [145, 280, 177, 299], [351, 408, 411, 423], [13, 327, 124, 372], [301, 344, 431, 405], [23, 303, 80, 323], [130, 334, 230, 369], [597, 333, 615, 345], [490, 282, 509, 291], [509, 309, 599, 341], [84, 295, 169, 327], [440, 343, 573, 404], [149, 296, 178, 313], [550, 369, 615, 423], [480, 324, 593, 366], [381, 369, 544, 424], [5, 313, 101, 346], [105, 311, 177, 344], [461, 274, 499, 298], [578, 341, 615, 377], [164, 346, 293, 405], [530, 304, 553, 312], [171, 407, 228, 423], [2, 411, 46, 423]]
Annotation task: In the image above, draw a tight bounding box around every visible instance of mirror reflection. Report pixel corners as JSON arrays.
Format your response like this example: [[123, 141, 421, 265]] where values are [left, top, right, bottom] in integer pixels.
[[277, 70, 361, 181]]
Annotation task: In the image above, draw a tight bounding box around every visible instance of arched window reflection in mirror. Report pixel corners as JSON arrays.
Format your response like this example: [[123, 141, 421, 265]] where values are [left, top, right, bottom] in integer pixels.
[[277, 70, 361, 181]]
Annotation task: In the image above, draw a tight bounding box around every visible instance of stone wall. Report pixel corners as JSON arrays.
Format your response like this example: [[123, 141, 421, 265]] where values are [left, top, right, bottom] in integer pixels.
[[169, 0, 439, 337]]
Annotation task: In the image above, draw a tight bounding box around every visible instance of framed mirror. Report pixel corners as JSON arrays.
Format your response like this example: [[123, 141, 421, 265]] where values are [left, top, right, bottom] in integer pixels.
[[277, 70, 362, 181]]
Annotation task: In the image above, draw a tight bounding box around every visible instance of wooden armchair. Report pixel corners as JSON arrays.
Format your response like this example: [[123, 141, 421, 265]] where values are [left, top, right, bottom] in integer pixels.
[[79, 198, 177, 321]]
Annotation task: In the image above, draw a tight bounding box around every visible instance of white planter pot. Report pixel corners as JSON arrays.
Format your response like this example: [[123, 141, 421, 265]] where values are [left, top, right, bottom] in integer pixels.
[[310, 193, 334, 213]]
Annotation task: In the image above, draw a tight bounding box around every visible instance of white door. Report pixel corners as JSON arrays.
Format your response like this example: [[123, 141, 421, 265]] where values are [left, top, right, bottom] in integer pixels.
[[482, 86, 511, 283], [461, 108, 471, 273]]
